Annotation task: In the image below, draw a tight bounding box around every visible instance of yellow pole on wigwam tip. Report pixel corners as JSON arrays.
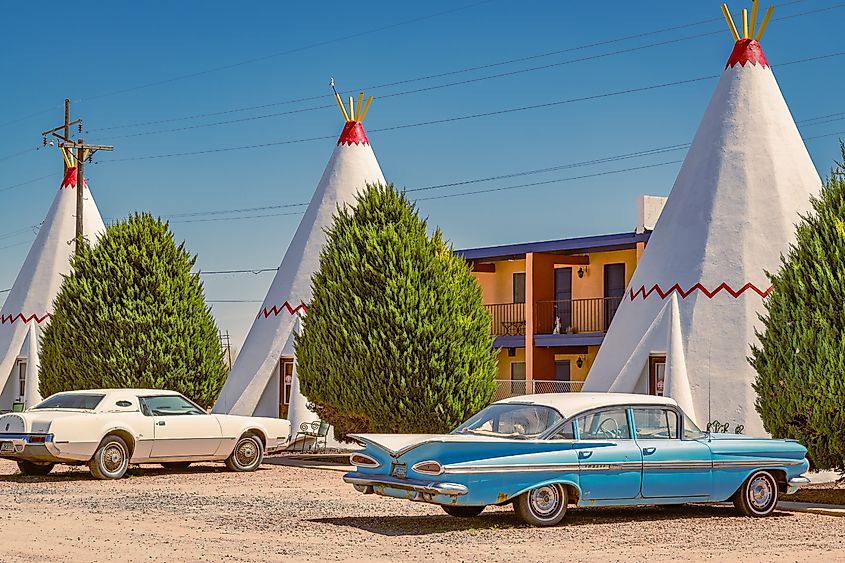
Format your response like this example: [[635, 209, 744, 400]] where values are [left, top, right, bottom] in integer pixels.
[[721, 4, 741, 41], [721, 3, 774, 42]]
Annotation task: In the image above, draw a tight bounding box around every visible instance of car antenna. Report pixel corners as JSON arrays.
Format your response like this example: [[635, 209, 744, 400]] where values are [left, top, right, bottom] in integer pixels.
[[707, 342, 712, 441]]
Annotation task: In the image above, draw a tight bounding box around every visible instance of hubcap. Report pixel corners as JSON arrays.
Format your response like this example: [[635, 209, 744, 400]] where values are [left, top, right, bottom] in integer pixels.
[[103, 443, 125, 473], [235, 439, 258, 467], [529, 485, 560, 517], [748, 475, 774, 510]]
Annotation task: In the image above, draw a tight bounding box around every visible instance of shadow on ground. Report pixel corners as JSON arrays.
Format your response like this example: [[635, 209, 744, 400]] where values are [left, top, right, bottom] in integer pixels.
[[312, 505, 794, 536], [0, 463, 262, 483]]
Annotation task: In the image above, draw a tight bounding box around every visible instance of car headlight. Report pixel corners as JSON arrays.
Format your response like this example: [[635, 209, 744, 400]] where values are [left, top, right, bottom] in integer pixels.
[[350, 453, 381, 468], [412, 460, 444, 476]]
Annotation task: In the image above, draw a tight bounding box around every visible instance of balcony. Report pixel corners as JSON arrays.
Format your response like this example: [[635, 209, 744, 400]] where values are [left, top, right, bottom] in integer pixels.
[[493, 379, 584, 401], [485, 302, 526, 336], [534, 297, 622, 334]]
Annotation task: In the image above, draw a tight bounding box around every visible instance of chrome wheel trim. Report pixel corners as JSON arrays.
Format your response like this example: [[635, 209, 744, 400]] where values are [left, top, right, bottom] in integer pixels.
[[528, 485, 563, 520], [747, 473, 775, 513], [234, 437, 260, 469], [101, 440, 127, 476]]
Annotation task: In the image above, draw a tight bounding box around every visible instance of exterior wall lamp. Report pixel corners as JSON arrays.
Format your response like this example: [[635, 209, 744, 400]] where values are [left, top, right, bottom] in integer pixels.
[[577, 266, 587, 278], [576, 356, 584, 369]]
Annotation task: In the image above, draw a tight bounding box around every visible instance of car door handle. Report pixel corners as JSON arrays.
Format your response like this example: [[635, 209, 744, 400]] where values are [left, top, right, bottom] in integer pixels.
[[642, 447, 656, 455], [156, 421, 166, 426], [577, 451, 592, 460]]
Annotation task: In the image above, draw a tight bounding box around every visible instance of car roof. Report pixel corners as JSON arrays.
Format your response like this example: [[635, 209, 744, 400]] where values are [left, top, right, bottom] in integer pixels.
[[49, 389, 183, 398], [495, 392, 679, 418]]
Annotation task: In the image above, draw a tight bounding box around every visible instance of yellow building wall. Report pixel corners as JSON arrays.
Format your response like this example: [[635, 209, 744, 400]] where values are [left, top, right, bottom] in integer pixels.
[[562, 249, 639, 301], [495, 347, 525, 380], [553, 345, 601, 383], [473, 259, 526, 305]]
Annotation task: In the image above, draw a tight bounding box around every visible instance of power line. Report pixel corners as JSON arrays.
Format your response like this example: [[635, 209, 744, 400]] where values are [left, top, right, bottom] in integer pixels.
[[0, 0, 495, 130], [0, 173, 61, 194], [94, 49, 845, 165], [85, 0, 821, 135], [103, 31, 726, 141], [144, 109, 845, 223], [99, 5, 845, 141]]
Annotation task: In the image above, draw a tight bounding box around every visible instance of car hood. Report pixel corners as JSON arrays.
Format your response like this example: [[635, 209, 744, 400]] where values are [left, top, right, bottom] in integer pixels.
[[350, 433, 522, 456]]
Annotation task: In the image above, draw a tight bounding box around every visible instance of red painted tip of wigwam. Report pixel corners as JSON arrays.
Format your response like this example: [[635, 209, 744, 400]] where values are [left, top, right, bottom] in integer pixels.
[[726, 39, 769, 69], [60, 167, 78, 189], [337, 121, 369, 146]]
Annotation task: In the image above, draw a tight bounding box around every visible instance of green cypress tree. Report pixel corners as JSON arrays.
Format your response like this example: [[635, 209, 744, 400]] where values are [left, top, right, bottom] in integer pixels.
[[39, 213, 227, 408], [750, 144, 845, 471], [295, 183, 497, 437]]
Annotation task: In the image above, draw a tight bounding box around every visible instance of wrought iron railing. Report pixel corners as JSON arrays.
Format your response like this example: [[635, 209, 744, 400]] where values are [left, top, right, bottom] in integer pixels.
[[485, 302, 526, 336], [493, 379, 584, 401], [534, 297, 622, 334]]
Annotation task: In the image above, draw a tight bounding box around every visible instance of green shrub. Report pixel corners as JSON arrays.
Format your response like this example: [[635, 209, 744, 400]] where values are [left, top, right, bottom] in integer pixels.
[[39, 213, 226, 407], [296, 183, 497, 437], [750, 144, 845, 471]]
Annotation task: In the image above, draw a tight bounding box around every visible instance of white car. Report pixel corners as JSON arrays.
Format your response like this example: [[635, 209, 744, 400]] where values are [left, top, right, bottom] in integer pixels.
[[0, 389, 291, 479]]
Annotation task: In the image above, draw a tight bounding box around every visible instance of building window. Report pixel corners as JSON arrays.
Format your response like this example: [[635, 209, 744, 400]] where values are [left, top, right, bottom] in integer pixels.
[[280, 358, 294, 405], [513, 272, 526, 304], [17, 361, 27, 398], [649, 355, 666, 396]]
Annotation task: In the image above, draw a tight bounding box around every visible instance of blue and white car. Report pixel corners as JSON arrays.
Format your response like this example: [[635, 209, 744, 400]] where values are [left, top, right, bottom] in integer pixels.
[[343, 393, 810, 526]]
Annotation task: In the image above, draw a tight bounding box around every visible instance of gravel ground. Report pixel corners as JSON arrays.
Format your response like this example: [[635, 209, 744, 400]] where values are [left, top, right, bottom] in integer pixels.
[[2, 459, 844, 562]]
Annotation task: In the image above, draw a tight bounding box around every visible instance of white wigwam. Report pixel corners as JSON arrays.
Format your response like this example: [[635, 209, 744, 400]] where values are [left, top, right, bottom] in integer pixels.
[[583, 3, 822, 436], [0, 160, 105, 410], [213, 89, 386, 431]]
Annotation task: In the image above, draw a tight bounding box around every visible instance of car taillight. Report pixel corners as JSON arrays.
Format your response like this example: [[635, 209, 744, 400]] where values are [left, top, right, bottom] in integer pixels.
[[412, 461, 444, 475], [350, 453, 381, 468], [27, 435, 46, 444]]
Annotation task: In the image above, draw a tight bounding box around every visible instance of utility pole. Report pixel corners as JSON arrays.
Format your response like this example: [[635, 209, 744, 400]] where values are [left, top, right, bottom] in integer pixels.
[[42, 102, 113, 254]]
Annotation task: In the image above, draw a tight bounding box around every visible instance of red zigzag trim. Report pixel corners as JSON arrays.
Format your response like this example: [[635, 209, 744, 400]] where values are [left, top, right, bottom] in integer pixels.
[[256, 301, 308, 319], [629, 282, 772, 301], [1, 313, 52, 325]]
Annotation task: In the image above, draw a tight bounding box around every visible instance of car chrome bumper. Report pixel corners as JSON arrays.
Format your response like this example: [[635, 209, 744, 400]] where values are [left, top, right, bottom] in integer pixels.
[[786, 476, 811, 495], [0, 433, 61, 462], [343, 471, 469, 499]]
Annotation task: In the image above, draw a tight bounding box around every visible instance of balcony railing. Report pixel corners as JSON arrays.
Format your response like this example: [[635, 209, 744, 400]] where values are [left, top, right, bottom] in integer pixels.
[[534, 297, 622, 334], [493, 379, 584, 401], [485, 302, 526, 336]]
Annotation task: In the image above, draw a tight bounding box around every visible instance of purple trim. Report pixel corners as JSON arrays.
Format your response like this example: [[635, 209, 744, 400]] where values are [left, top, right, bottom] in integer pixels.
[[456, 231, 650, 262]]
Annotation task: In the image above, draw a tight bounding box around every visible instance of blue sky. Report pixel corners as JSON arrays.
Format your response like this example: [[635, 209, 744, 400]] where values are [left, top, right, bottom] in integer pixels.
[[1, 0, 843, 344]]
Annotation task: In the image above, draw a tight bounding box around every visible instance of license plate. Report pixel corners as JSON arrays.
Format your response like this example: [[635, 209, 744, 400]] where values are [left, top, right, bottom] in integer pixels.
[[391, 462, 407, 479], [0, 441, 14, 453]]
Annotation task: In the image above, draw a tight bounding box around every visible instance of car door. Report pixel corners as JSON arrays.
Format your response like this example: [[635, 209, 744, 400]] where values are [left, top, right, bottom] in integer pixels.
[[140, 395, 223, 459], [575, 408, 642, 500], [632, 407, 712, 498]]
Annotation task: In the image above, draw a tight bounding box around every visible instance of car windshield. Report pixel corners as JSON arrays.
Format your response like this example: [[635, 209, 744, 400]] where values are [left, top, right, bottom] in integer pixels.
[[453, 403, 563, 439], [140, 395, 206, 416], [684, 412, 707, 439], [32, 393, 105, 410]]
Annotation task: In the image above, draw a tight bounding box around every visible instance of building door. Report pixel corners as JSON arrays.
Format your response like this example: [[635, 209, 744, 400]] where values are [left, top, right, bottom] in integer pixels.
[[554, 360, 571, 393], [510, 362, 526, 396], [554, 268, 572, 332], [649, 355, 667, 396], [280, 357, 295, 418], [604, 263, 626, 329], [16, 360, 26, 400]]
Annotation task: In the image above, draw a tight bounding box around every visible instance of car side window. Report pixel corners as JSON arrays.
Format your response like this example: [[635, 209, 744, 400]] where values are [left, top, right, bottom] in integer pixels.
[[139, 395, 205, 416], [633, 408, 679, 440], [576, 409, 631, 440], [548, 421, 575, 440]]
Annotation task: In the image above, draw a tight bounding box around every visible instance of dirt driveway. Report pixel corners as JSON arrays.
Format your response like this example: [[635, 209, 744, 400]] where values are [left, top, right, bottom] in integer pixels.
[[2, 459, 843, 562]]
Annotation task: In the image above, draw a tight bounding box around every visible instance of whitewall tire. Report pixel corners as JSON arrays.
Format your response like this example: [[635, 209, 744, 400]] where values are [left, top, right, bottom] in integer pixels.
[[225, 433, 264, 472], [514, 484, 568, 526]]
